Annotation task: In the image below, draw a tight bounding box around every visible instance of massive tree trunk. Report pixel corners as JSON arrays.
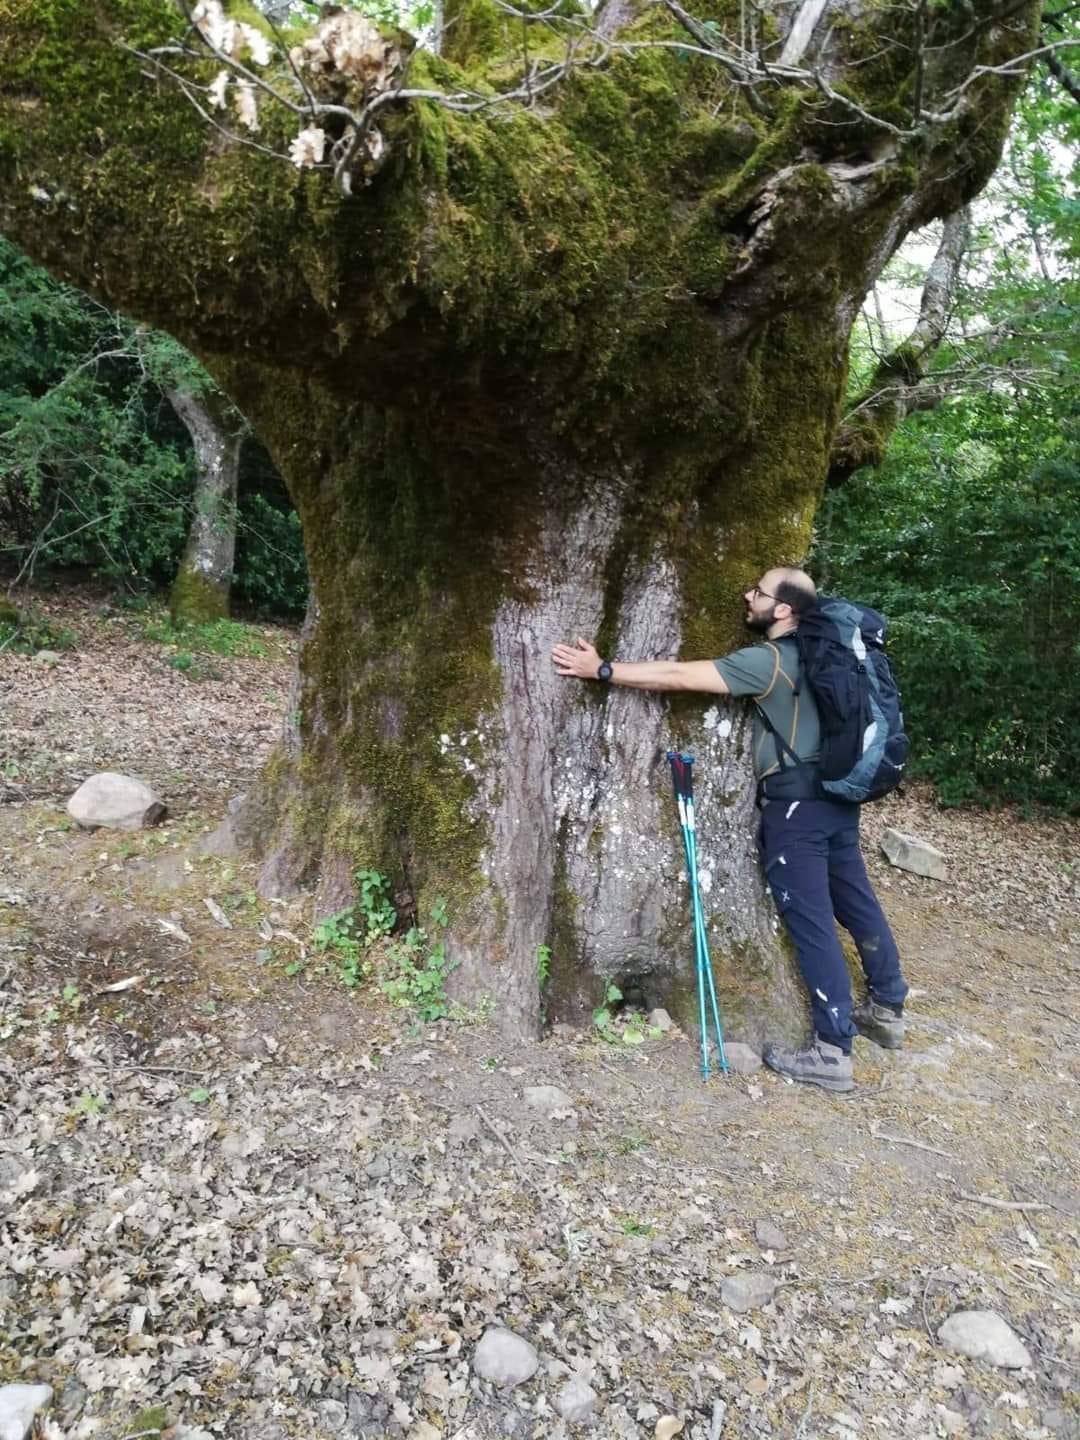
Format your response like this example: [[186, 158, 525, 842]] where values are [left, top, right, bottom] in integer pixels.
[[166, 384, 243, 623], [0, 0, 1039, 1038]]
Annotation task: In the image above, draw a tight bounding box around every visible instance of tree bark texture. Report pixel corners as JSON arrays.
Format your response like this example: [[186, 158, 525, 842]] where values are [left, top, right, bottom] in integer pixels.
[[0, 0, 1041, 1037], [166, 384, 244, 622]]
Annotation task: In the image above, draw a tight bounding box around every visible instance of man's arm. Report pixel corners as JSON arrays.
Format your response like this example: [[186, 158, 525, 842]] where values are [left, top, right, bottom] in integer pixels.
[[551, 637, 730, 695]]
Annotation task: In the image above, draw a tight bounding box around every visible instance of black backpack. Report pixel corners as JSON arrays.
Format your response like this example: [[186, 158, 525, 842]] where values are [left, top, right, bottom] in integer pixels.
[[758, 597, 909, 804]]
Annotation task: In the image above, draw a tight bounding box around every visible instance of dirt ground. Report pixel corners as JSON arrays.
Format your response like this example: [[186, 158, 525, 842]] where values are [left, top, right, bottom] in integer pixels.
[[1, 588, 1078, 1440]]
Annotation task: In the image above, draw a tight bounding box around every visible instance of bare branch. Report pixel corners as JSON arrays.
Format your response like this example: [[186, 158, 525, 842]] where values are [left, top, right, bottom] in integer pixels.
[[778, 0, 830, 68], [829, 208, 973, 485]]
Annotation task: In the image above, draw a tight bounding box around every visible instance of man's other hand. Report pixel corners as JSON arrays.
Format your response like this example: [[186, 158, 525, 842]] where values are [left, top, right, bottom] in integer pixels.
[[552, 637, 602, 679]]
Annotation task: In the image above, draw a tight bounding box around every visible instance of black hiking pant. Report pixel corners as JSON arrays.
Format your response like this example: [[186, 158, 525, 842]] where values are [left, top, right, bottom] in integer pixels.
[[758, 795, 908, 1052]]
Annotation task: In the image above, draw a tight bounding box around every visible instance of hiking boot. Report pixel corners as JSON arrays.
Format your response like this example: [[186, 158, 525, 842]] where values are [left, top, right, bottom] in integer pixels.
[[763, 1038, 854, 1094], [853, 999, 906, 1050]]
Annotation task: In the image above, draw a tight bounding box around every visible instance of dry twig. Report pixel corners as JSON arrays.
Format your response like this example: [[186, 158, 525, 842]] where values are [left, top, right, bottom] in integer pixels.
[[869, 1122, 956, 1159], [958, 1191, 1049, 1213]]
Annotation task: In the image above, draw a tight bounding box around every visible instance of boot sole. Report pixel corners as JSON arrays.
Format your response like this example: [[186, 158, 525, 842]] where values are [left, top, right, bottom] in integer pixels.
[[763, 1056, 855, 1093]]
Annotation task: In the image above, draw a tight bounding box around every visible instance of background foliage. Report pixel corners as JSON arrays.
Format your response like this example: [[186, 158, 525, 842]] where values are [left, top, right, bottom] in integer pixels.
[[814, 63, 1080, 812], [0, 238, 308, 615]]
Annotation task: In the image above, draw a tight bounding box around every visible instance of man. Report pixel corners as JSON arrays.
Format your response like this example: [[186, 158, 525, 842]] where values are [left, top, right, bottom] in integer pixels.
[[552, 567, 908, 1095]]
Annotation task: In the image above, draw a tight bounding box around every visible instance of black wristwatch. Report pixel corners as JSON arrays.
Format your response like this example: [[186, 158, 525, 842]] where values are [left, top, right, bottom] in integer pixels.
[[597, 661, 613, 683]]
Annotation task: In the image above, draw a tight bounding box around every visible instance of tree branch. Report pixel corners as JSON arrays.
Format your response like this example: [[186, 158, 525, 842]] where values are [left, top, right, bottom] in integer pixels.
[[828, 207, 971, 487], [1043, 40, 1080, 101]]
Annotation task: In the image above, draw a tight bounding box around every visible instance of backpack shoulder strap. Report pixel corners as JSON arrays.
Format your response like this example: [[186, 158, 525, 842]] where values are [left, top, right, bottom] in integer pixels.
[[755, 641, 803, 772]]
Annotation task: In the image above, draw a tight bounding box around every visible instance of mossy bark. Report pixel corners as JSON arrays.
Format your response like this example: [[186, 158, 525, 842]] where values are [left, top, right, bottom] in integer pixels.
[[0, 0, 1040, 1039], [166, 386, 243, 624]]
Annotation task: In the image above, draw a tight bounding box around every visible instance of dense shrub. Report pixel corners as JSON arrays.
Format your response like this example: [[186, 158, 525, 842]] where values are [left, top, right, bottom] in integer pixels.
[[815, 397, 1080, 812]]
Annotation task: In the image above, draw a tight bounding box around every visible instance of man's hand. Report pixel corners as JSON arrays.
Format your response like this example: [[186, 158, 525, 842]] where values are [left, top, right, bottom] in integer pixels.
[[552, 636, 602, 680]]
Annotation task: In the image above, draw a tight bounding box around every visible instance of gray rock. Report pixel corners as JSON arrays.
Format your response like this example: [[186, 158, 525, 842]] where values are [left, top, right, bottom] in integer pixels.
[[934, 1407, 966, 1437], [938, 1311, 1031, 1369], [880, 827, 948, 881], [0, 1385, 54, 1440], [523, 1085, 573, 1114], [554, 1377, 599, 1424], [31, 649, 61, 666], [720, 1272, 778, 1314], [754, 1219, 787, 1251], [472, 1326, 539, 1387], [647, 1008, 673, 1033], [317, 1398, 347, 1432], [67, 772, 166, 831], [722, 1043, 762, 1076]]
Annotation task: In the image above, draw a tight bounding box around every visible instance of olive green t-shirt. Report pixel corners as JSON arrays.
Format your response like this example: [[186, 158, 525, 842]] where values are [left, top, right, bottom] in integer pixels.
[[713, 637, 822, 779]]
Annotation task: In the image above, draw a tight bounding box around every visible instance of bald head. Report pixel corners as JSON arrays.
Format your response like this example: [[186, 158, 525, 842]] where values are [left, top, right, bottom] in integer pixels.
[[765, 567, 817, 619]]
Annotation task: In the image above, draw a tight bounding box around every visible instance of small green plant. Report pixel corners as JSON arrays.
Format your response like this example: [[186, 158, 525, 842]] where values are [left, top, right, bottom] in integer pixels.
[[313, 907, 367, 988], [356, 869, 397, 942], [167, 650, 194, 672], [62, 982, 83, 1012], [73, 1092, 106, 1117], [619, 1216, 656, 1238], [128, 1406, 169, 1436], [592, 982, 622, 1042], [536, 943, 552, 987], [188, 1087, 211, 1104], [380, 900, 455, 1021], [615, 1129, 651, 1155]]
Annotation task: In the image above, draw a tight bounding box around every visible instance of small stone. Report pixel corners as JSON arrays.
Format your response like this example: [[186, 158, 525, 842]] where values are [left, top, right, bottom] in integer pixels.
[[473, 1326, 539, 1387], [555, 1377, 599, 1424], [722, 1043, 762, 1075], [67, 772, 166, 831], [523, 1085, 573, 1114], [647, 1008, 673, 1033], [880, 828, 948, 881], [31, 649, 61, 666], [938, 1311, 1031, 1369], [0, 1385, 53, 1440], [317, 1398, 347, 1432], [753, 1219, 787, 1251], [365, 1153, 390, 1179], [935, 1406, 966, 1436], [720, 1273, 778, 1314], [932, 1364, 965, 1390]]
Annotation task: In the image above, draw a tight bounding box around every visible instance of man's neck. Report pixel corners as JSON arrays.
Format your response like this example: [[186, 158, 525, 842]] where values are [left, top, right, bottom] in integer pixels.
[[767, 619, 798, 640]]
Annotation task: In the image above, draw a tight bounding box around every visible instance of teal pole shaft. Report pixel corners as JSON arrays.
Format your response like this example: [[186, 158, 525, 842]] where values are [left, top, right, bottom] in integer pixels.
[[677, 793, 710, 1079], [685, 799, 728, 1073]]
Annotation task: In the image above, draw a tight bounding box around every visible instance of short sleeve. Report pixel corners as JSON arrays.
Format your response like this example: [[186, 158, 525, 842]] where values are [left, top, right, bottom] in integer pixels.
[[713, 644, 778, 698]]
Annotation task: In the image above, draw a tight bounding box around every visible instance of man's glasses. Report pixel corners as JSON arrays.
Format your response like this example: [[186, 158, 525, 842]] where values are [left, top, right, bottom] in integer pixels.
[[750, 584, 775, 600]]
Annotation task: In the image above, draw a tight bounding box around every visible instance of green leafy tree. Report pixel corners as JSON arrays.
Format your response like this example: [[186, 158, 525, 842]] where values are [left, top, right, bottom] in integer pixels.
[[0, 238, 307, 612], [817, 392, 1080, 811], [817, 53, 1080, 812]]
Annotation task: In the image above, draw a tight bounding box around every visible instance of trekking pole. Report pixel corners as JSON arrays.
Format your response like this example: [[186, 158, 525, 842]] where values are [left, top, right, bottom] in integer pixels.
[[668, 751, 710, 1078], [667, 752, 728, 1078], [680, 755, 729, 1075]]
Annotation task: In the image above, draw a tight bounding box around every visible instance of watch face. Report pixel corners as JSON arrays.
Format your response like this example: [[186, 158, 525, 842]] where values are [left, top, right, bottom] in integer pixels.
[[598, 662, 613, 682]]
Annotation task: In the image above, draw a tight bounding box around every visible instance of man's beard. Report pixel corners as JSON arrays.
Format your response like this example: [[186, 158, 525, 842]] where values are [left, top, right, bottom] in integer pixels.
[[745, 605, 777, 633]]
